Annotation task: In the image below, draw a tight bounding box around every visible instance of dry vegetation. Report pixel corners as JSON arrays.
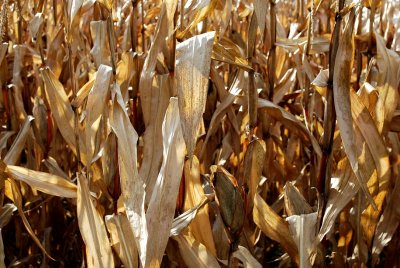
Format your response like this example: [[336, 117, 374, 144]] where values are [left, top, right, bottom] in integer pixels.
[[0, 0, 400, 267]]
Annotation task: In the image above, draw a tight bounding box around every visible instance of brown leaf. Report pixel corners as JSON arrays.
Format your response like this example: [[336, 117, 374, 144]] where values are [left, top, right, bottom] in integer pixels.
[[374, 33, 400, 133], [7, 165, 77, 198], [351, 91, 390, 247], [333, 10, 376, 208], [4, 116, 33, 165], [41, 67, 87, 164], [139, 3, 172, 127], [90, 21, 111, 68], [77, 174, 114, 268], [170, 195, 209, 237], [243, 139, 266, 208], [145, 97, 186, 267], [254, 0, 267, 42], [182, 157, 216, 255], [286, 213, 318, 268], [173, 234, 221, 268], [372, 133, 400, 260], [0, 203, 17, 227], [105, 213, 138, 268], [139, 75, 170, 206], [284, 182, 313, 216], [109, 83, 146, 266], [176, 31, 215, 160], [232, 246, 262, 268], [212, 37, 252, 71], [257, 98, 322, 157], [9, 178, 55, 260], [85, 64, 112, 163], [253, 193, 299, 264]]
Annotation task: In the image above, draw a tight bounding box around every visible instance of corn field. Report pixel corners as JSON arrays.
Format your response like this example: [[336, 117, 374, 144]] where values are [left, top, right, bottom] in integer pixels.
[[0, 0, 399, 267]]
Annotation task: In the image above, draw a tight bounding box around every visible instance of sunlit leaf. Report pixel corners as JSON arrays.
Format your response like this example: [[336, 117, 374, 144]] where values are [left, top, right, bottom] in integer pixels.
[[145, 97, 186, 267], [7, 165, 77, 198], [77, 174, 114, 268], [176, 31, 215, 160]]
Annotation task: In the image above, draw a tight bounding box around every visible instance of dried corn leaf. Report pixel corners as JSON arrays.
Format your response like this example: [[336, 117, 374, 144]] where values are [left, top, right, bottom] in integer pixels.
[[284, 182, 313, 216], [139, 75, 170, 206], [68, 0, 83, 25], [254, 0, 267, 42], [105, 213, 138, 268], [176, 31, 215, 160], [318, 159, 359, 241], [116, 52, 135, 102], [9, 178, 54, 260], [257, 98, 322, 157], [201, 69, 242, 157], [109, 83, 146, 266], [273, 68, 297, 104], [218, 0, 231, 39], [90, 21, 111, 68], [0, 43, 7, 64], [3, 116, 33, 165], [0, 203, 17, 227], [374, 33, 400, 133], [7, 165, 77, 198], [212, 37, 252, 71], [311, 69, 329, 88], [43, 157, 69, 180], [77, 174, 114, 268], [32, 96, 48, 149], [319, 117, 379, 243], [286, 212, 318, 268], [41, 67, 87, 164], [140, 3, 170, 127], [243, 139, 266, 208], [145, 97, 186, 267], [0, 131, 14, 154], [29, 13, 43, 39], [165, 0, 178, 36], [276, 35, 330, 54], [170, 195, 209, 236], [372, 133, 400, 260], [11, 45, 27, 121], [71, 73, 96, 108], [333, 10, 375, 208], [253, 193, 299, 264], [46, 26, 65, 79], [98, 0, 113, 10], [351, 91, 390, 246], [178, 0, 217, 38], [232, 245, 262, 268], [173, 234, 221, 268], [182, 157, 216, 255], [85, 64, 112, 163]]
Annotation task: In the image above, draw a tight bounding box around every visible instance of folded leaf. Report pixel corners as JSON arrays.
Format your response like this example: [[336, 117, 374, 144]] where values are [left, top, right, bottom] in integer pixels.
[[109, 83, 147, 266], [77, 174, 114, 268], [105, 213, 138, 268], [146, 97, 186, 267]]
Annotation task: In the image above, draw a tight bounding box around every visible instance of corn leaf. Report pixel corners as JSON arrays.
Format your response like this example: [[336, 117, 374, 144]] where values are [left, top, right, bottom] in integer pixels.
[[77, 174, 114, 268], [176, 31, 215, 160]]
